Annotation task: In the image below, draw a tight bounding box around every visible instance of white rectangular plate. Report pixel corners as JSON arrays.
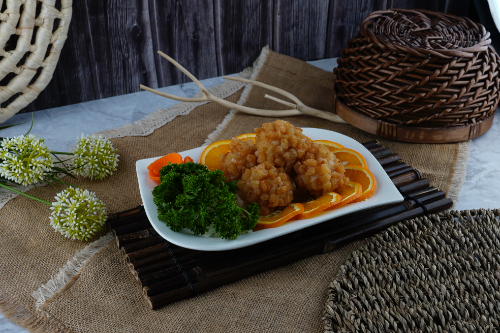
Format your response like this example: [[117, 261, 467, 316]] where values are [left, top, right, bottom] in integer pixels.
[[135, 128, 403, 251]]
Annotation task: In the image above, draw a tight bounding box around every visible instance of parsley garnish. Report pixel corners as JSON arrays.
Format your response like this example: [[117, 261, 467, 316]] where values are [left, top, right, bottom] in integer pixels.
[[152, 162, 259, 240]]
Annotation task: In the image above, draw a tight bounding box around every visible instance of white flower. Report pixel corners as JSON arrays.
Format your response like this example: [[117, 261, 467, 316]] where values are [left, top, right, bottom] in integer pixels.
[[0, 134, 54, 185], [72, 135, 119, 180], [50, 187, 107, 241]]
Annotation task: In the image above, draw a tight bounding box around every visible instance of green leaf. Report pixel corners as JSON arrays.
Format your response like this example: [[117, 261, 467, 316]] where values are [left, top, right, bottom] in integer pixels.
[[0, 123, 24, 131], [51, 153, 73, 169], [51, 166, 77, 179], [42, 174, 59, 188]]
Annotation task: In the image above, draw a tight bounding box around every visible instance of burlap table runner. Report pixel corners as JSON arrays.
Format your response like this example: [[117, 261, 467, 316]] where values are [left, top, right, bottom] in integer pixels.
[[0, 48, 469, 333]]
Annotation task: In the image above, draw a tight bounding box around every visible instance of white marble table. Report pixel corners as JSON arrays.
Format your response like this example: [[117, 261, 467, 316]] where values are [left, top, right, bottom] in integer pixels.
[[0, 58, 498, 332]]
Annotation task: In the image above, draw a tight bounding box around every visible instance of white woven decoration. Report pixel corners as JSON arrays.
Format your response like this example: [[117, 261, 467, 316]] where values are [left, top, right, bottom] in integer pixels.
[[0, 0, 72, 123]]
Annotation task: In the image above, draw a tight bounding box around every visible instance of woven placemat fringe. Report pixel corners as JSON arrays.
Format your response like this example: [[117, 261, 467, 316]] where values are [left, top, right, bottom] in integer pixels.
[[447, 141, 471, 205], [32, 233, 115, 312], [203, 45, 270, 146], [97, 67, 253, 141], [0, 290, 72, 333]]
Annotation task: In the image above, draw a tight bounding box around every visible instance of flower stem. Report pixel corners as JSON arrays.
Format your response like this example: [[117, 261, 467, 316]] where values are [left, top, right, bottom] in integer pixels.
[[0, 182, 52, 206], [51, 151, 74, 155]]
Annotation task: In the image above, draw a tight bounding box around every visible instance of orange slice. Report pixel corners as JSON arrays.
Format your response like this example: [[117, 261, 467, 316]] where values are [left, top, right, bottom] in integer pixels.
[[334, 148, 367, 168], [326, 181, 363, 210], [344, 166, 376, 202], [315, 140, 344, 152], [298, 192, 342, 219], [253, 203, 304, 231], [235, 133, 256, 143], [200, 140, 231, 171], [148, 153, 183, 181]]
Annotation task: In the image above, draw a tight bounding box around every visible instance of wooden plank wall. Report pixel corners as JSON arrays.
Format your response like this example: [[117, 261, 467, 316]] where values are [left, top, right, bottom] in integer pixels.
[[21, 0, 470, 113]]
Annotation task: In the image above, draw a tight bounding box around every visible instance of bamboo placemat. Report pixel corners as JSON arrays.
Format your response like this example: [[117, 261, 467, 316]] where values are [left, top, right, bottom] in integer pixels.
[[109, 141, 452, 310]]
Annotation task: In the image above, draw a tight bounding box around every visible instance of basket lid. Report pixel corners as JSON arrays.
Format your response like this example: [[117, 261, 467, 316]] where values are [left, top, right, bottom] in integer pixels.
[[359, 9, 491, 58], [334, 9, 500, 141]]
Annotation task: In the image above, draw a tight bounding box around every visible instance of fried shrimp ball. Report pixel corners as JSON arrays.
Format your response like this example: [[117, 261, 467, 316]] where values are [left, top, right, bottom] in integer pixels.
[[220, 138, 258, 181], [238, 162, 294, 216], [255, 120, 312, 174], [294, 142, 349, 197]]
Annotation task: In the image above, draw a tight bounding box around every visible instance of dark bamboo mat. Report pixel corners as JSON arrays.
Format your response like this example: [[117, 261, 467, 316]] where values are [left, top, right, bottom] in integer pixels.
[[108, 141, 453, 310]]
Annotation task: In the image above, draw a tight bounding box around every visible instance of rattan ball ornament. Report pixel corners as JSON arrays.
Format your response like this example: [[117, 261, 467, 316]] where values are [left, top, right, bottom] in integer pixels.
[[0, 0, 72, 123], [334, 9, 500, 143]]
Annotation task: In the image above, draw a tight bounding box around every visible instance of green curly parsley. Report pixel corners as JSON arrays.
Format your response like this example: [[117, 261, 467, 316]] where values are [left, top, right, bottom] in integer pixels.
[[152, 162, 259, 240]]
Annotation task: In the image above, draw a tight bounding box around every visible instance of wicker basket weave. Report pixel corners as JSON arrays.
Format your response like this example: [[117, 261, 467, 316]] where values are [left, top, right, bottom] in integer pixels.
[[0, 0, 72, 123], [334, 9, 500, 143]]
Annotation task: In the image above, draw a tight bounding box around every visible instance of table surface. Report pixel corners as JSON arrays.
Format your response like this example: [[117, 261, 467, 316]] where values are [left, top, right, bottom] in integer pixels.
[[0, 58, 498, 332]]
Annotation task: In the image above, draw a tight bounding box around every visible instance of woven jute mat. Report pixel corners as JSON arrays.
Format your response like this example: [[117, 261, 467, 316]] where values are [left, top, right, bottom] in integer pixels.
[[323, 209, 500, 332], [0, 48, 469, 333]]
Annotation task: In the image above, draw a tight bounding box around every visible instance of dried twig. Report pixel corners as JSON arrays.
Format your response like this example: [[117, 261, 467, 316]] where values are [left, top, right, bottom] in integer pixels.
[[140, 51, 347, 124]]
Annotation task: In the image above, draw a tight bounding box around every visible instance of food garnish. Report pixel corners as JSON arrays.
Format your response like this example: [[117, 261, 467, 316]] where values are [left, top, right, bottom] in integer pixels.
[[314, 139, 344, 151], [235, 133, 257, 143], [344, 165, 377, 202], [328, 181, 363, 209], [298, 192, 342, 219], [253, 203, 304, 231], [200, 140, 230, 171], [333, 148, 367, 167], [152, 162, 260, 240], [148, 153, 185, 181]]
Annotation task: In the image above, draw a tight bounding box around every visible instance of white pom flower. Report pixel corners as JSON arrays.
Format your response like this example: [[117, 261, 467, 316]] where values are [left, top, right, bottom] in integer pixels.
[[72, 135, 119, 180], [0, 134, 54, 185], [50, 187, 107, 241]]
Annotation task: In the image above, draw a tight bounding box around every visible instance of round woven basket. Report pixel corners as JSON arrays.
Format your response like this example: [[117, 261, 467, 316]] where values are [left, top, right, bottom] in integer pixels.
[[334, 9, 500, 143], [0, 0, 72, 123]]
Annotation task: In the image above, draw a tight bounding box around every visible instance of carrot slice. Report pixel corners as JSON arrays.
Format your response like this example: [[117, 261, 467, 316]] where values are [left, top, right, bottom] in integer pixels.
[[253, 203, 304, 231], [149, 169, 160, 182], [148, 153, 183, 171], [148, 153, 184, 181]]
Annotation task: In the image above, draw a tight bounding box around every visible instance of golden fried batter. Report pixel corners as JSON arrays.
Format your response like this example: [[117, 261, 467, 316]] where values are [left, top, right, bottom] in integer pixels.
[[220, 138, 258, 181], [255, 119, 312, 174], [237, 162, 294, 216], [294, 142, 349, 197], [220, 120, 350, 216]]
